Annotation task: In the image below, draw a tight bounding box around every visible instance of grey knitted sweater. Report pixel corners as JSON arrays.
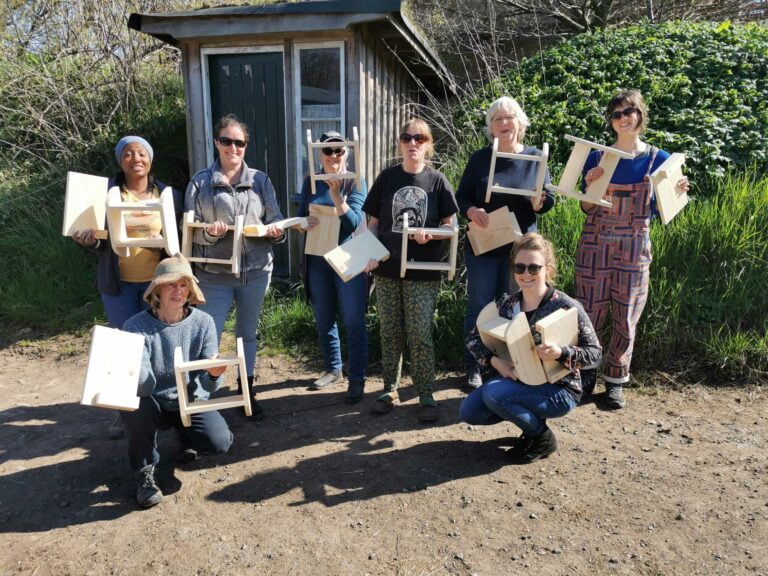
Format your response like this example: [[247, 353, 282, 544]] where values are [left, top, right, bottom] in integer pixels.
[[123, 307, 220, 410]]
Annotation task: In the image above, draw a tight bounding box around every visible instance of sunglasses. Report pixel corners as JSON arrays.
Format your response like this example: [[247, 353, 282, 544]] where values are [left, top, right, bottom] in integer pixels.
[[609, 106, 639, 121], [512, 263, 544, 275], [322, 147, 346, 157], [399, 133, 429, 144], [217, 136, 247, 148]]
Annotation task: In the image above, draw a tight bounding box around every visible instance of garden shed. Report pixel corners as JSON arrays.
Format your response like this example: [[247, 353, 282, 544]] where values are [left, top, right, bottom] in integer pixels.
[[128, 0, 455, 276]]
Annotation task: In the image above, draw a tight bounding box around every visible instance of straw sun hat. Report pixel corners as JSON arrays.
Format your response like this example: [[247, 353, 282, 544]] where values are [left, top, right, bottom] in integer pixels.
[[143, 254, 205, 306]]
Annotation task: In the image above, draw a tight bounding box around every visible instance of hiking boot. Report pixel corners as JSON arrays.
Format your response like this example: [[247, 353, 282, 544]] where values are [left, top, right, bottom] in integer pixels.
[[465, 367, 482, 390], [579, 368, 597, 406], [508, 426, 558, 464], [345, 381, 365, 404], [177, 447, 198, 464], [311, 370, 342, 390], [108, 413, 125, 440], [135, 465, 163, 508], [605, 385, 626, 409]]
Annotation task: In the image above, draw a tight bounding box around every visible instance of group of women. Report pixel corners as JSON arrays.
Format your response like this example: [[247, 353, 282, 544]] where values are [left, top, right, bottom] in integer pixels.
[[74, 89, 689, 507]]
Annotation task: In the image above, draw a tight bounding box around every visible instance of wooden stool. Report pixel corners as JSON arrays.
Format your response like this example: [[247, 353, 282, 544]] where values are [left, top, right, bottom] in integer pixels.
[[106, 185, 179, 257], [306, 127, 361, 194], [181, 210, 244, 277], [399, 216, 459, 280], [174, 337, 252, 427], [476, 302, 578, 385], [243, 216, 308, 237], [546, 135, 634, 207], [485, 138, 549, 203]]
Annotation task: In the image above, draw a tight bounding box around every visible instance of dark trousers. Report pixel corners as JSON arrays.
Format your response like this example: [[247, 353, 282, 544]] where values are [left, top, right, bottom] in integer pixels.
[[121, 395, 233, 470]]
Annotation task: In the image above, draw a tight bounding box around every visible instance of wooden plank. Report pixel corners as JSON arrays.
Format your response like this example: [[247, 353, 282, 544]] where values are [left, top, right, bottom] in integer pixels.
[[243, 216, 308, 237], [505, 313, 548, 386], [466, 206, 522, 255], [62, 171, 108, 237], [534, 307, 578, 383], [304, 204, 340, 256], [324, 229, 389, 282], [81, 326, 143, 411], [651, 153, 688, 225]]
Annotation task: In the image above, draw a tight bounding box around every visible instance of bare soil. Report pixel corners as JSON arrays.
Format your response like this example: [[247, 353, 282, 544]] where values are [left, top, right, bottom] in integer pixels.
[[1, 330, 766, 576]]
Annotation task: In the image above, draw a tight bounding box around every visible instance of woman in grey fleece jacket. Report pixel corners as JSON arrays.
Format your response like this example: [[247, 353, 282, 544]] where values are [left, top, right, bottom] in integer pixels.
[[184, 115, 284, 417]]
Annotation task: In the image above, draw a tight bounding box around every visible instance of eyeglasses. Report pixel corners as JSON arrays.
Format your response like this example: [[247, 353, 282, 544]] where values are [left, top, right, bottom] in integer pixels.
[[216, 136, 247, 148], [609, 106, 638, 121], [492, 115, 516, 124], [322, 147, 346, 157], [399, 133, 429, 144], [512, 263, 544, 275]]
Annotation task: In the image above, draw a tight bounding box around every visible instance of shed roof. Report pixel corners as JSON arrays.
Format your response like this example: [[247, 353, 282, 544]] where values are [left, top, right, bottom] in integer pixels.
[[128, 0, 455, 96]]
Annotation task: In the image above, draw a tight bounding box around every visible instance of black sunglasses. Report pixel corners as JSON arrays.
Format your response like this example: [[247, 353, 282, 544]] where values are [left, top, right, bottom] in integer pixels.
[[609, 106, 639, 121], [217, 136, 247, 148], [399, 133, 429, 144], [322, 147, 346, 157], [512, 263, 544, 275]]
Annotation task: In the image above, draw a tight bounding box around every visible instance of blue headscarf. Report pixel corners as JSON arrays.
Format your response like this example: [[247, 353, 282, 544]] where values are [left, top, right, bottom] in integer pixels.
[[114, 136, 154, 165]]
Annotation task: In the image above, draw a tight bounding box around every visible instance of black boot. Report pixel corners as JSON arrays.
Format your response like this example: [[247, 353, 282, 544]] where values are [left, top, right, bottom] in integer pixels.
[[508, 426, 558, 464], [579, 368, 597, 405], [238, 376, 264, 420]]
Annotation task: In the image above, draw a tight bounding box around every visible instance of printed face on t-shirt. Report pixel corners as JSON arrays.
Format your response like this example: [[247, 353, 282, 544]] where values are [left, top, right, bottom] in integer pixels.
[[391, 186, 427, 233]]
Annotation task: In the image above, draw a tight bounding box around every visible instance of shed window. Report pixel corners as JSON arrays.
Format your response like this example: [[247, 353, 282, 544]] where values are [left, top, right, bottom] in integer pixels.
[[295, 43, 345, 189]]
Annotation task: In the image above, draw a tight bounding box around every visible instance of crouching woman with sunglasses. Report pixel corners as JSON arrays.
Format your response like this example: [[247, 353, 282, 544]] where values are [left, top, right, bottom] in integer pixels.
[[460, 233, 602, 463], [575, 90, 690, 409], [297, 131, 369, 403], [185, 114, 285, 418]]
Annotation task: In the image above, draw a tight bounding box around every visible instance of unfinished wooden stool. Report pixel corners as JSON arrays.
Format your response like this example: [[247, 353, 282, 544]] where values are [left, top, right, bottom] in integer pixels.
[[62, 171, 109, 241], [106, 185, 180, 257], [174, 337, 252, 427], [476, 302, 578, 386], [399, 216, 459, 280], [81, 325, 143, 411], [181, 210, 245, 277], [485, 138, 549, 203], [546, 135, 634, 207], [650, 153, 688, 224], [306, 127, 362, 194]]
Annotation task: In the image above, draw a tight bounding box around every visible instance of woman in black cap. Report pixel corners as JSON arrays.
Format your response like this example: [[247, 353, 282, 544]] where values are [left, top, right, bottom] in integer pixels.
[[297, 131, 369, 403]]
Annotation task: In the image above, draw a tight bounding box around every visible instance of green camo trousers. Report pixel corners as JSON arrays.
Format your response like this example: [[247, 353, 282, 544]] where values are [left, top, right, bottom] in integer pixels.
[[375, 276, 440, 398]]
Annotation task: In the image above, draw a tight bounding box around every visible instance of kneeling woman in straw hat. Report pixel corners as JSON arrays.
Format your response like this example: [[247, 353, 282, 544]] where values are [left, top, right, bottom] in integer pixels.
[[121, 254, 233, 508]]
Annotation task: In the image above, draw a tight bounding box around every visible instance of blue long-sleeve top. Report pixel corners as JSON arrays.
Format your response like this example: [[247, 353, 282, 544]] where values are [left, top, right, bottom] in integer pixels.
[[297, 173, 368, 245]]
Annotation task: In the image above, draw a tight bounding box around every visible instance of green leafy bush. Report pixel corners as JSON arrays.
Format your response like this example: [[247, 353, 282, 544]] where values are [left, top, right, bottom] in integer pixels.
[[452, 21, 768, 186]]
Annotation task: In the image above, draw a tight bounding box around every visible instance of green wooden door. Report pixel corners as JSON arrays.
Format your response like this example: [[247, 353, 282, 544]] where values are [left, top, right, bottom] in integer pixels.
[[209, 52, 288, 276]]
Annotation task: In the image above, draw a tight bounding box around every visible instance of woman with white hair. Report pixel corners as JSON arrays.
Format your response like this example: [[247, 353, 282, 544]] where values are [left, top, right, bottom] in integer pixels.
[[121, 254, 233, 508], [456, 96, 554, 390]]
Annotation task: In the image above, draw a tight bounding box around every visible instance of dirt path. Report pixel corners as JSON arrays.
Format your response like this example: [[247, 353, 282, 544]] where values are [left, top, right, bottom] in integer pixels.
[[1, 332, 766, 576]]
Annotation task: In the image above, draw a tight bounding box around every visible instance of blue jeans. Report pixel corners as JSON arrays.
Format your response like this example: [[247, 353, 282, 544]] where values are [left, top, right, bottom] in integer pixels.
[[463, 249, 511, 370], [101, 280, 151, 329], [198, 270, 271, 377], [121, 395, 232, 470], [307, 255, 368, 383], [459, 378, 577, 436]]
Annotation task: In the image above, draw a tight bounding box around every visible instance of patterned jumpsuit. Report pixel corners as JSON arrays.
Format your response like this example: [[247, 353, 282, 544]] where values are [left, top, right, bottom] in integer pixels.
[[574, 148, 659, 385]]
